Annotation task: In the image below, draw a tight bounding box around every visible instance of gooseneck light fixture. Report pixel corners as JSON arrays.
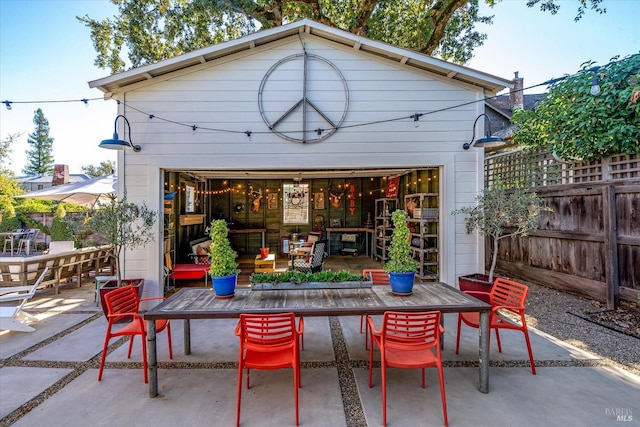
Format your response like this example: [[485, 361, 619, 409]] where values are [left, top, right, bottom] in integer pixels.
[[463, 113, 505, 150], [99, 114, 141, 152]]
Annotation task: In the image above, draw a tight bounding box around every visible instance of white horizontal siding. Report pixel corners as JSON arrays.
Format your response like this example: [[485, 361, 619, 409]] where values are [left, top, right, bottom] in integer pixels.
[[115, 34, 490, 296]]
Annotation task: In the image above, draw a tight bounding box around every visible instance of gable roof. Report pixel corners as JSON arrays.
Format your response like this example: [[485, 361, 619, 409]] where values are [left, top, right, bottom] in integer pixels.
[[89, 19, 512, 95]]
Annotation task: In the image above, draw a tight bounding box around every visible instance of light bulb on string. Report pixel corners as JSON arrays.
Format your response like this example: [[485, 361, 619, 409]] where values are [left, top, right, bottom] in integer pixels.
[[590, 75, 601, 95]]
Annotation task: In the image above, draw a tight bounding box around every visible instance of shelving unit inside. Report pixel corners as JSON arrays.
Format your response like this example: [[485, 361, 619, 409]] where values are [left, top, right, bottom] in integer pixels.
[[405, 193, 439, 281], [374, 198, 397, 265]]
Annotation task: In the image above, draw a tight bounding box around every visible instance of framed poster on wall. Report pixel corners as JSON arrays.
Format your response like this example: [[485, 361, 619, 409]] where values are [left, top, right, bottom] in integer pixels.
[[314, 192, 325, 210], [267, 193, 278, 210], [283, 183, 309, 224], [185, 184, 195, 213]]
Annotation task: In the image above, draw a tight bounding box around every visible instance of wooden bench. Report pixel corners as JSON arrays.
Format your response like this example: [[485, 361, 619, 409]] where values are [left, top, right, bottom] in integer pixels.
[[0, 245, 112, 294]]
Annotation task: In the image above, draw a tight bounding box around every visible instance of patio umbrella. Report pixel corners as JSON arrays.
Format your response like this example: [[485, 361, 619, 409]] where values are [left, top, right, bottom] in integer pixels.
[[15, 175, 117, 208]]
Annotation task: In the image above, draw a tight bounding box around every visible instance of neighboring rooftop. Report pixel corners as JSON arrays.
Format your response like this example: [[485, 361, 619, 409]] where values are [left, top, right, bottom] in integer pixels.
[[16, 165, 91, 191]]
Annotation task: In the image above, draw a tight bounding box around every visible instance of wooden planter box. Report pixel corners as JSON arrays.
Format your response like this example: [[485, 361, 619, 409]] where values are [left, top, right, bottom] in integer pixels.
[[99, 278, 145, 320], [458, 274, 492, 303], [251, 280, 373, 291]]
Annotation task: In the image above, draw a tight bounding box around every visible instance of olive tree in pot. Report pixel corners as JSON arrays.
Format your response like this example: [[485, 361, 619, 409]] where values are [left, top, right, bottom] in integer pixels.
[[208, 219, 240, 298], [452, 180, 550, 301], [88, 192, 157, 313], [384, 210, 419, 296]]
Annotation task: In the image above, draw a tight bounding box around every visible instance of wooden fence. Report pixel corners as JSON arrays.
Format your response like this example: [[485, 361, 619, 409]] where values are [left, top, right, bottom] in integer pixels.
[[485, 151, 639, 308]]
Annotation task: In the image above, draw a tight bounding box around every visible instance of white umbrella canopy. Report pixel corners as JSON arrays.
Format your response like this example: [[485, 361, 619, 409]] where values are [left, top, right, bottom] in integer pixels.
[[15, 175, 117, 208]]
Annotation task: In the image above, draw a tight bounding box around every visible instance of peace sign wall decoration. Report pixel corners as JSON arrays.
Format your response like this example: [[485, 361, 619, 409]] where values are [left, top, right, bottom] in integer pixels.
[[258, 53, 349, 143]]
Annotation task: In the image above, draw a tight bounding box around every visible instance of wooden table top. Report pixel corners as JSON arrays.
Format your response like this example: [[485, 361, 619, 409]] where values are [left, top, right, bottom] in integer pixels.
[[145, 283, 490, 320]]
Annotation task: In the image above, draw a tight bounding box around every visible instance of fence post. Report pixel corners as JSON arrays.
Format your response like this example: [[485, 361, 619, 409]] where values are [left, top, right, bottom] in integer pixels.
[[603, 185, 619, 309]]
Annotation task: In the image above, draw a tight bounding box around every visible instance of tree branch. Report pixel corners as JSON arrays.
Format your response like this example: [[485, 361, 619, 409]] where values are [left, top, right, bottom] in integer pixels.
[[424, 0, 468, 55]]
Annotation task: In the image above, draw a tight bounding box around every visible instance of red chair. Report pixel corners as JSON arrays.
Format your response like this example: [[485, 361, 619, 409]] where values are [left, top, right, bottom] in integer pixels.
[[455, 277, 536, 375], [235, 313, 304, 426], [368, 311, 448, 427], [361, 269, 390, 348], [98, 285, 173, 383]]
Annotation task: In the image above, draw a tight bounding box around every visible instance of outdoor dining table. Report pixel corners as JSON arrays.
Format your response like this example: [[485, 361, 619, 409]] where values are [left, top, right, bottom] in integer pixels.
[[0, 231, 27, 256], [144, 282, 491, 398]]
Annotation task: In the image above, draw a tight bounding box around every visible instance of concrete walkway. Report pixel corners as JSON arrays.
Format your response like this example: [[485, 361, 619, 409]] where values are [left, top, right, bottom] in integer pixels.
[[1, 278, 639, 426]]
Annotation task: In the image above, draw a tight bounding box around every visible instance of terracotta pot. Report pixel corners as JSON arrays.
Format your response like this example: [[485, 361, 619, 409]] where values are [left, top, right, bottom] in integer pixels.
[[260, 248, 270, 259], [458, 274, 492, 303], [99, 278, 145, 321]]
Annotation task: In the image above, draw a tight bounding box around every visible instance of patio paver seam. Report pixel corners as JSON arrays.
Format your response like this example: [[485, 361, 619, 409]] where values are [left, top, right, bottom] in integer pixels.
[[329, 316, 367, 427]]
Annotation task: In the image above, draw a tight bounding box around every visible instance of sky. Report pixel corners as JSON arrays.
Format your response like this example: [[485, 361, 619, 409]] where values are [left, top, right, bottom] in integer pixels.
[[1, 0, 638, 176]]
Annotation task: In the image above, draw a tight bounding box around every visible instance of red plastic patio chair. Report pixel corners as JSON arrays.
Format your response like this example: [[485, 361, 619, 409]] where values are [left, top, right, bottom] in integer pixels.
[[235, 312, 304, 426], [361, 269, 390, 349], [455, 277, 536, 375], [368, 311, 448, 427], [98, 285, 173, 383]]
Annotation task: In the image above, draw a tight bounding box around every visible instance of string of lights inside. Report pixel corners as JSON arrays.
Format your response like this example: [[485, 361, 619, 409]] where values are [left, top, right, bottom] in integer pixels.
[[2, 63, 605, 146]]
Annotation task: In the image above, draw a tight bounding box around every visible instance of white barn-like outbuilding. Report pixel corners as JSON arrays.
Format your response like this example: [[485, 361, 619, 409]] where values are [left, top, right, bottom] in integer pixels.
[[89, 19, 512, 298]]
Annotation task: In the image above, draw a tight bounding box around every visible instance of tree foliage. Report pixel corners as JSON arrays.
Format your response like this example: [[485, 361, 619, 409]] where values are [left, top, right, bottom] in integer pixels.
[[82, 160, 116, 177], [49, 204, 74, 242], [22, 108, 55, 176], [0, 134, 24, 218], [87, 192, 157, 283], [512, 53, 640, 162], [526, 0, 605, 21], [452, 180, 551, 282], [79, 0, 605, 74]]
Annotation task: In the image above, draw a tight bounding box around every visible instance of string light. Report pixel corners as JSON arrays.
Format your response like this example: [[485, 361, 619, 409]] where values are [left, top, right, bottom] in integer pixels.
[[1, 58, 623, 138], [590, 75, 601, 95], [1, 97, 102, 109], [412, 113, 422, 128]]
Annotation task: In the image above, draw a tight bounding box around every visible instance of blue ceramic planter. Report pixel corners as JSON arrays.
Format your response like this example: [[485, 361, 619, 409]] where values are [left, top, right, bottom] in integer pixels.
[[388, 272, 415, 295], [211, 273, 237, 298]]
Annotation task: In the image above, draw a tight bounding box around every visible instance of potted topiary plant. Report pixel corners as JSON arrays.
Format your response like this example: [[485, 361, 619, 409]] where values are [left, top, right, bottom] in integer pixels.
[[208, 219, 240, 298], [88, 191, 157, 314], [384, 209, 419, 295], [452, 180, 550, 301]]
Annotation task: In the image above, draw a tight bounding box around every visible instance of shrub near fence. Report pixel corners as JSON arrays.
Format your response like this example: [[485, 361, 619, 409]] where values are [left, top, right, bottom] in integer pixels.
[[486, 150, 639, 308]]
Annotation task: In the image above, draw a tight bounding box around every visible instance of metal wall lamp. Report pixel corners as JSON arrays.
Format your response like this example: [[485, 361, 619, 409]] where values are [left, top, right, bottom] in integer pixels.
[[99, 114, 141, 152], [463, 113, 505, 150]]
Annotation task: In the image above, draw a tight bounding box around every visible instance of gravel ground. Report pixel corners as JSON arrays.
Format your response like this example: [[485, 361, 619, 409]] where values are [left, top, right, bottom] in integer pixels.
[[522, 280, 640, 376]]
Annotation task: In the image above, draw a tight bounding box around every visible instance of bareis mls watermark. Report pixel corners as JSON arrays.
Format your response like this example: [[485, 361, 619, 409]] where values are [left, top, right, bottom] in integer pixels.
[[606, 408, 633, 422]]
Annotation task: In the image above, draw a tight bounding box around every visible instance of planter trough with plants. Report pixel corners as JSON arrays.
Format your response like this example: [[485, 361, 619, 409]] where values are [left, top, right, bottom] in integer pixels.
[[250, 270, 372, 290]]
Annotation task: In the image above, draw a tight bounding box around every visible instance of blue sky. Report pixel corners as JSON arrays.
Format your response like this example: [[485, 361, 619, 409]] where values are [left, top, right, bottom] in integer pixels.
[[1, 0, 638, 175]]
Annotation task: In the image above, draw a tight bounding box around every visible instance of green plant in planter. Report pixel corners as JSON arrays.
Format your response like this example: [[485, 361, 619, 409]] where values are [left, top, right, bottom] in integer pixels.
[[87, 191, 157, 286], [384, 210, 419, 274], [452, 180, 551, 283], [207, 219, 240, 277], [250, 269, 364, 285]]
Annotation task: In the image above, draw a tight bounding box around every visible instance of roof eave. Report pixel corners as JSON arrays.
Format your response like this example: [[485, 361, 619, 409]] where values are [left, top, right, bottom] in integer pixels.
[[89, 19, 512, 95]]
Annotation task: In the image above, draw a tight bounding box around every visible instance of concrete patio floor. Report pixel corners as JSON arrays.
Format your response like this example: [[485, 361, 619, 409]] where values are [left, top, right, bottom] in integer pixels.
[[1, 262, 639, 426]]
